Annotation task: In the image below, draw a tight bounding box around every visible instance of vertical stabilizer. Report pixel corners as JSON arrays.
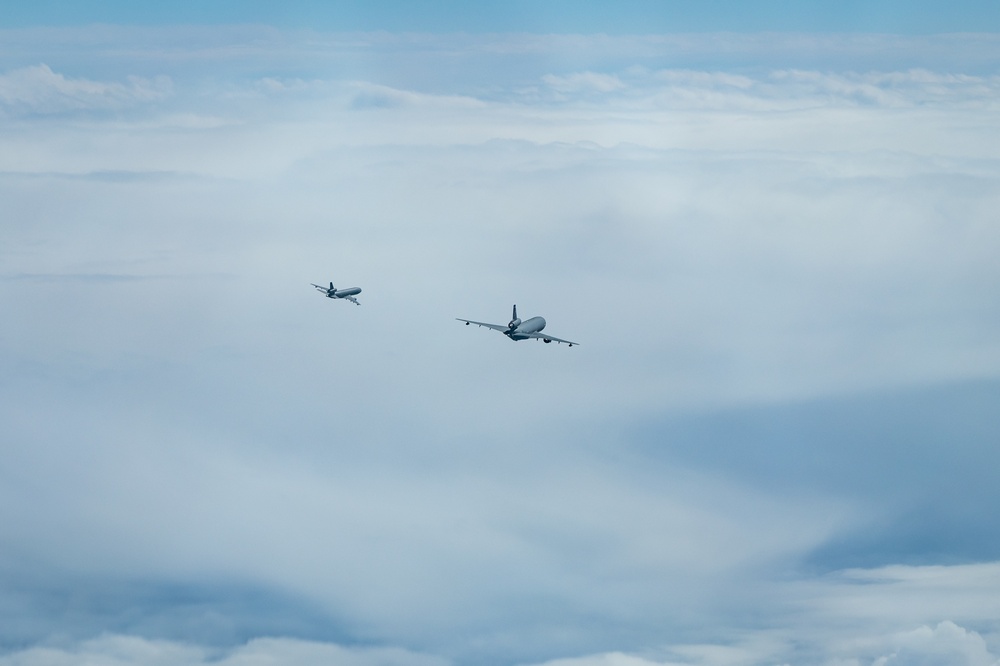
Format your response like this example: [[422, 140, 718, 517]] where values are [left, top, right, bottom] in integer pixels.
[[508, 304, 521, 331]]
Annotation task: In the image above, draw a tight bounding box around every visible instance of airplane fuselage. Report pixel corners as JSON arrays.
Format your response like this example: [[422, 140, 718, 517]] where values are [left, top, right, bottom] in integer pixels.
[[329, 287, 362, 299], [507, 316, 545, 340]]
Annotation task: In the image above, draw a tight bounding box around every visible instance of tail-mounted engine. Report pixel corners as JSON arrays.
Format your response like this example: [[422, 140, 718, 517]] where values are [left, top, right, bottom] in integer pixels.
[[508, 304, 520, 330]]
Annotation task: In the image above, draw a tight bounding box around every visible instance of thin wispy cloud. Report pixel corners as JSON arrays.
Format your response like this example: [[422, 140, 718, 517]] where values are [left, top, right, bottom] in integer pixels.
[[0, 64, 171, 116], [0, 635, 450, 666]]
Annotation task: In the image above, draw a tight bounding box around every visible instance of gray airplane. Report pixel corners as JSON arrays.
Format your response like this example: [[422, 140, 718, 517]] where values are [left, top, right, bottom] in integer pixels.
[[312, 281, 362, 305], [457, 305, 579, 346]]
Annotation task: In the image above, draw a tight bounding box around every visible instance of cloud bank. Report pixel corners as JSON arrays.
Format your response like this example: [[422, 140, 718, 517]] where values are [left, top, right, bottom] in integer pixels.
[[2, 24, 999, 666], [0, 64, 170, 116]]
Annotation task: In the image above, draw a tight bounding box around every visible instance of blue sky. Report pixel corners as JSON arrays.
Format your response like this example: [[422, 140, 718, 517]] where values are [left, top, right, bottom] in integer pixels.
[[2, 3, 1000, 666], [4, 0, 1000, 33]]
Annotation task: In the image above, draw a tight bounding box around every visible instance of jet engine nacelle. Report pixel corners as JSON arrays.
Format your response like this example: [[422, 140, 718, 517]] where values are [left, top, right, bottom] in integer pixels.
[[543, 338, 551, 343], [508, 318, 521, 330]]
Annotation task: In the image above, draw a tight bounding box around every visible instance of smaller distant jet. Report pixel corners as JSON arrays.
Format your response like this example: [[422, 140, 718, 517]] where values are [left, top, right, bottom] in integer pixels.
[[457, 305, 579, 346], [312, 281, 361, 305]]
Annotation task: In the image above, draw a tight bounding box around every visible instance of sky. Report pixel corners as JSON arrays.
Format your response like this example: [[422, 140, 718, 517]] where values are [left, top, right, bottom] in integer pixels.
[[5, 0, 1000, 33], [2, 2, 1000, 666]]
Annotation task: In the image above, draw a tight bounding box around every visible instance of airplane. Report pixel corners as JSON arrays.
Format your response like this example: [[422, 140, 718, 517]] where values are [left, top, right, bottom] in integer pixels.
[[457, 305, 579, 346], [312, 281, 361, 305]]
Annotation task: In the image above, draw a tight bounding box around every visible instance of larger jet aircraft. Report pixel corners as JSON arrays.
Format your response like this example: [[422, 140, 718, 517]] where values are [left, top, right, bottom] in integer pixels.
[[457, 305, 579, 346], [312, 281, 362, 305]]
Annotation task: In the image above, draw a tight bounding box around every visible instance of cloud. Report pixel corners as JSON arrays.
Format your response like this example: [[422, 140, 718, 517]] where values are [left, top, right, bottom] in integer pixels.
[[532, 67, 1000, 112], [2, 23, 1000, 666], [2, 616, 997, 666], [523, 591, 1000, 665], [766, 69, 1000, 109], [347, 81, 486, 110], [542, 72, 627, 94], [869, 622, 1000, 666], [0, 636, 449, 666], [0, 64, 171, 116]]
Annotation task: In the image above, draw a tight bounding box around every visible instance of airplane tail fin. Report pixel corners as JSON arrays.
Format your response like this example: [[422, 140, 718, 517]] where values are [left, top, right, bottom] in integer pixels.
[[330, 282, 335, 291], [508, 304, 521, 330]]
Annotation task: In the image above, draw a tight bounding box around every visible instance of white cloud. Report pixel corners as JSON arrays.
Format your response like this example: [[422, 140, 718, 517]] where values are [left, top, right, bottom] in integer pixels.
[[799, 564, 1000, 630], [2, 24, 1000, 666], [0, 636, 449, 666], [526, 653, 685, 666], [521, 617, 1000, 666], [0, 64, 171, 115], [767, 69, 1000, 109], [534, 66, 1000, 112], [869, 622, 1000, 666], [347, 81, 487, 110], [3, 617, 996, 666]]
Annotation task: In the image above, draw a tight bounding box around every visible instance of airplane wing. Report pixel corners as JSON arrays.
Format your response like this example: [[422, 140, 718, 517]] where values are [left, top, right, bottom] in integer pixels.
[[456, 318, 509, 333], [344, 295, 360, 305], [521, 331, 580, 346]]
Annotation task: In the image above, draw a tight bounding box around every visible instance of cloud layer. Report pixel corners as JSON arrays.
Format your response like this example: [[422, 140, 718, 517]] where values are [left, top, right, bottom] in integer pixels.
[[2, 25, 1000, 666], [0, 64, 170, 116]]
